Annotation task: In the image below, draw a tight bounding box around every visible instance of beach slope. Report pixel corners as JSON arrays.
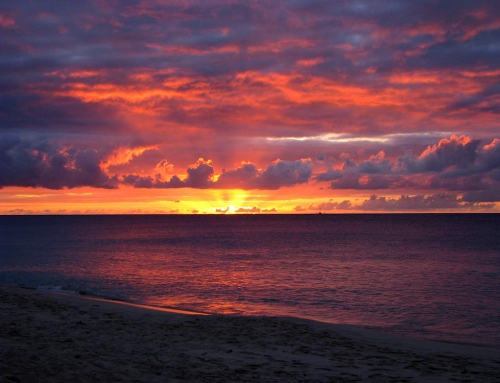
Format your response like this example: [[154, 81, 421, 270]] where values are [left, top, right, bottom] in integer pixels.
[[1, 285, 498, 382]]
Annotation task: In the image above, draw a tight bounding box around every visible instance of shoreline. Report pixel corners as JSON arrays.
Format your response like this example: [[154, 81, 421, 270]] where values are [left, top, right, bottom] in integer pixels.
[[36, 288, 211, 317], [38, 286, 499, 354], [2, 285, 499, 382], [20, 284, 500, 352]]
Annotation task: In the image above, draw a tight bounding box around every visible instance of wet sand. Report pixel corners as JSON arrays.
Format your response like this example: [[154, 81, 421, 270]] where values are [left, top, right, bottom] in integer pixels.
[[1, 285, 499, 382]]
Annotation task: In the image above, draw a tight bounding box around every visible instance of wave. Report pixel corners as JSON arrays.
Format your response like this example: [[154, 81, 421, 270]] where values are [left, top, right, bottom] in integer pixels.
[[35, 284, 125, 302]]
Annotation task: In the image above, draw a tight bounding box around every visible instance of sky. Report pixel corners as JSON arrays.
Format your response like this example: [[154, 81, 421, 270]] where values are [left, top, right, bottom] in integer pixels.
[[1, 0, 500, 214]]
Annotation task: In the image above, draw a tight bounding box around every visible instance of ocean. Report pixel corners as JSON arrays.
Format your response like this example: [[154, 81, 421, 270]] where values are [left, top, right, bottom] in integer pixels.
[[1, 214, 499, 349]]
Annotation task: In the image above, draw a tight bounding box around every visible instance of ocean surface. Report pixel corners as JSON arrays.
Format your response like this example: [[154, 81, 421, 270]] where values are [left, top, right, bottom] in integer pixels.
[[1, 214, 499, 349]]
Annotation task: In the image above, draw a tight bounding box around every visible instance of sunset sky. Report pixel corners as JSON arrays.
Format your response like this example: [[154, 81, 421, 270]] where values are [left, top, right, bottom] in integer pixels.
[[1, 0, 499, 214]]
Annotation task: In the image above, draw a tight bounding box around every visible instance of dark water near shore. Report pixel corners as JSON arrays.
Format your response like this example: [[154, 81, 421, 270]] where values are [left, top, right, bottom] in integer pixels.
[[1, 214, 499, 349]]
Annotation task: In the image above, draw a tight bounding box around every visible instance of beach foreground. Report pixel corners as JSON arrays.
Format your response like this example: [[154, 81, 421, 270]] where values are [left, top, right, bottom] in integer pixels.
[[1, 286, 498, 382]]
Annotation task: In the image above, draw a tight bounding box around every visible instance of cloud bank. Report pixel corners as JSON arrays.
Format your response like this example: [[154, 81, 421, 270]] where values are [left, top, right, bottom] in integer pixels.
[[1, 134, 499, 205]]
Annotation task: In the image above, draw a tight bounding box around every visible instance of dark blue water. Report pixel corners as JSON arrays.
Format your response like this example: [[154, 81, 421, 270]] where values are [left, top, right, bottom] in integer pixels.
[[1, 214, 499, 349]]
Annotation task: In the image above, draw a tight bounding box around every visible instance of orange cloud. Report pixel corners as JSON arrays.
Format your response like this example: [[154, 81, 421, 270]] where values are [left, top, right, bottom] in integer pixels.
[[103, 145, 158, 170]]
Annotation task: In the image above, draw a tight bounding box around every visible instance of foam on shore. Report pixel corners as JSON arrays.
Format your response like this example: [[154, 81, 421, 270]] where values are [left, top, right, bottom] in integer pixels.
[[1, 285, 499, 382]]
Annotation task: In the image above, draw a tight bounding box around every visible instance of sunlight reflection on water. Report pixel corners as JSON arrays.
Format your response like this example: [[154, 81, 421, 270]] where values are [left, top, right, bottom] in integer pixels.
[[1, 214, 499, 348]]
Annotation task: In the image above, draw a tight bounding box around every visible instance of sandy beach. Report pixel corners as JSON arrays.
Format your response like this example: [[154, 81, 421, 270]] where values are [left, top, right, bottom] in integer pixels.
[[1, 285, 498, 382]]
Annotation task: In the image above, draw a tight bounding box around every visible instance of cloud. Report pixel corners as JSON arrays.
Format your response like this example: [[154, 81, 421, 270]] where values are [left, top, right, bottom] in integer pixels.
[[258, 159, 312, 189], [398, 135, 500, 186], [301, 194, 496, 212], [213, 205, 274, 213], [0, 135, 117, 189], [103, 145, 158, 170], [235, 206, 260, 213], [2, 0, 500, 212], [0, 13, 15, 29], [461, 186, 500, 203], [478, 138, 500, 172], [121, 173, 185, 189], [399, 135, 481, 174], [123, 158, 313, 190], [355, 194, 463, 211], [2, 0, 499, 148], [3, 132, 499, 198], [261, 207, 277, 213], [314, 168, 342, 182], [328, 174, 405, 190], [216, 163, 260, 188], [308, 201, 339, 211], [294, 205, 307, 212], [312, 135, 500, 192], [355, 151, 393, 174], [185, 158, 214, 188]]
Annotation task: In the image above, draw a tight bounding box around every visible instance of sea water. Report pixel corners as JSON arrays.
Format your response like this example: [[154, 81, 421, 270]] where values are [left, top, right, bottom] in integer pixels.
[[1, 214, 499, 349]]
